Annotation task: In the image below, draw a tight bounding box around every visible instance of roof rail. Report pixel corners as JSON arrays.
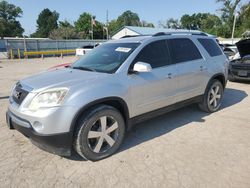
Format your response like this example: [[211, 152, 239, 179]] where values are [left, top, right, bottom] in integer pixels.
[[153, 31, 208, 37], [120, 35, 141, 39]]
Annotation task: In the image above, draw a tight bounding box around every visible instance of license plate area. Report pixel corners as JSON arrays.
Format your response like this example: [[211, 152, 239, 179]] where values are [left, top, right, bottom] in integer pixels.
[[238, 70, 248, 77]]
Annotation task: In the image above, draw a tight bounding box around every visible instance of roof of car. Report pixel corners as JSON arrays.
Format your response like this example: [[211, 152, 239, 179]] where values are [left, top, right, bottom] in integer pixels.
[[108, 30, 214, 44]]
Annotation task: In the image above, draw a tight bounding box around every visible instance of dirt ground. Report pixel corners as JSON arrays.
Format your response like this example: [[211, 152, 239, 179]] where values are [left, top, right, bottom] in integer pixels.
[[0, 57, 250, 188]]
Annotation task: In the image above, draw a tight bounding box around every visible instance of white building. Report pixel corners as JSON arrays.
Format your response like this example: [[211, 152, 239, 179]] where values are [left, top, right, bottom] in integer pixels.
[[112, 26, 214, 39]]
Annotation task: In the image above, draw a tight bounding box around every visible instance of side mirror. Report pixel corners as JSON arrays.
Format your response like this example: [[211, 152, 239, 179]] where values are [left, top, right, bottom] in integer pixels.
[[133, 62, 152, 73]]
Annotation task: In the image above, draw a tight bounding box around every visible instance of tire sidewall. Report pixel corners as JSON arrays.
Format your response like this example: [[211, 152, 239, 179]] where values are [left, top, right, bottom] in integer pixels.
[[75, 105, 125, 161], [206, 80, 224, 112]]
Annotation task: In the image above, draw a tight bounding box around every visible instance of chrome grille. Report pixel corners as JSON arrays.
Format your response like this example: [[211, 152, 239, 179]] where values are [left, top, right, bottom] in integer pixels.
[[12, 83, 29, 105]]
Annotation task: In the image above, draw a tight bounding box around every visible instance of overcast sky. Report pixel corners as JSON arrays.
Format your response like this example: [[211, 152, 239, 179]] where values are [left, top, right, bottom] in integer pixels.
[[6, 0, 249, 35]]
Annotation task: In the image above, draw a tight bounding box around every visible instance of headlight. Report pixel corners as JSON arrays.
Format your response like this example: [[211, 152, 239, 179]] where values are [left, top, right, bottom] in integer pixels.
[[28, 88, 68, 111]]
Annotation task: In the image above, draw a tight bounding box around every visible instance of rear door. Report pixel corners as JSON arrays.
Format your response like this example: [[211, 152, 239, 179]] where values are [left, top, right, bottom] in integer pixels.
[[168, 38, 207, 102], [128, 40, 178, 117]]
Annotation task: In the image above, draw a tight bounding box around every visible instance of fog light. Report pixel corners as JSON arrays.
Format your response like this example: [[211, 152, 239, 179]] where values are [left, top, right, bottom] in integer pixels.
[[33, 121, 44, 131]]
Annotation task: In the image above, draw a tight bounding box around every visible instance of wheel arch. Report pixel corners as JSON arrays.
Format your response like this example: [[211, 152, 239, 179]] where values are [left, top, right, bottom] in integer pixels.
[[209, 73, 226, 89], [69, 97, 130, 139]]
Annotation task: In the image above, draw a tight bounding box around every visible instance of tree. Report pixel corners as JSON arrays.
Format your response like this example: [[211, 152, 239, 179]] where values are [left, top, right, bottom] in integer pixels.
[[141, 20, 154, 28], [32, 8, 59, 38], [75, 12, 104, 39], [237, 2, 250, 36], [116, 10, 140, 27], [108, 19, 120, 36], [49, 27, 83, 39], [107, 11, 142, 36], [59, 20, 73, 28], [160, 18, 181, 29], [180, 14, 198, 30], [74, 12, 92, 39], [0, 0, 24, 37], [216, 0, 241, 37]]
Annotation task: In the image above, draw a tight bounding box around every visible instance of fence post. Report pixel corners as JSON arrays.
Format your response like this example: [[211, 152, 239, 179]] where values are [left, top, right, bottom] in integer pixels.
[[9, 49, 13, 59], [23, 37, 27, 59], [18, 49, 21, 59]]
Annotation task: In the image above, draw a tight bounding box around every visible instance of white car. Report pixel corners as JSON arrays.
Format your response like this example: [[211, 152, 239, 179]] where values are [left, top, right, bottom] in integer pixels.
[[76, 44, 100, 56]]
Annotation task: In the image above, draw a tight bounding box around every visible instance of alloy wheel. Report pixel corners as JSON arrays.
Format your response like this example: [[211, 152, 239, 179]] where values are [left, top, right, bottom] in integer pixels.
[[87, 116, 119, 153], [208, 84, 222, 110]]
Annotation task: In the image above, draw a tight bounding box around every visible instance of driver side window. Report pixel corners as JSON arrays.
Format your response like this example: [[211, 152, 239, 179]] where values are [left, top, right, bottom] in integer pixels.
[[135, 40, 172, 68]]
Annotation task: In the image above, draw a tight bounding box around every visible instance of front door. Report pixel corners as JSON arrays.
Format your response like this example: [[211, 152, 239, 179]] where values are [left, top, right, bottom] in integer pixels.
[[128, 40, 178, 117]]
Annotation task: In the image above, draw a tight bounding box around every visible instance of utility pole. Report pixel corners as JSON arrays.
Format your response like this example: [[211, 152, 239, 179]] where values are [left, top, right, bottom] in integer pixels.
[[231, 11, 237, 44], [91, 16, 94, 41], [106, 10, 109, 40]]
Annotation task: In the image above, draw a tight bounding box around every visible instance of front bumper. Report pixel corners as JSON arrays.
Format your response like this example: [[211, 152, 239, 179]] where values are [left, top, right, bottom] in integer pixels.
[[6, 110, 72, 156], [229, 66, 250, 81]]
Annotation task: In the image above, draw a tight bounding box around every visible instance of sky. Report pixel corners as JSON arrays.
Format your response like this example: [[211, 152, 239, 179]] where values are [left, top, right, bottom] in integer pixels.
[[6, 0, 249, 35]]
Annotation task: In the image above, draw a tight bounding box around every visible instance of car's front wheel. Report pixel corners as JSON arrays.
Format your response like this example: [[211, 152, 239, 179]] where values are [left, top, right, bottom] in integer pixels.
[[199, 79, 224, 113], [73, 105, 125, 161]]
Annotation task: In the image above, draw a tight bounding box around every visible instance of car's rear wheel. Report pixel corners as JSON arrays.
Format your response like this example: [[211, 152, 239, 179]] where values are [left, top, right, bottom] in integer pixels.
[[199, 80, 224, 113], [73, 105, 125, 161]]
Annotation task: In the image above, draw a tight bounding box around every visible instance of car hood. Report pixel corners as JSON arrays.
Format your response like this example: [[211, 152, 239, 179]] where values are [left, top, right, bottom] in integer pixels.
[[236, 39, 250, 58], [20, 68, 107, 92]]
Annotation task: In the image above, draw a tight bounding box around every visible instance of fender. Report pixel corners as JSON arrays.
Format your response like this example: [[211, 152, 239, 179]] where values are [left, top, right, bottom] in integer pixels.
[[69, 97, 130, 141]]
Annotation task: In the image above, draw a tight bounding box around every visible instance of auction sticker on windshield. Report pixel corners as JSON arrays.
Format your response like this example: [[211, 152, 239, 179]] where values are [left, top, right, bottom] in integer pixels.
[[115, 47, 132, 53]]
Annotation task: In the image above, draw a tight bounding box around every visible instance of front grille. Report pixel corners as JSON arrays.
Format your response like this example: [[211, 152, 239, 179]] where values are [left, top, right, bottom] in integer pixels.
[[232, 64, 250, 70], [12, 83, 29, 105]]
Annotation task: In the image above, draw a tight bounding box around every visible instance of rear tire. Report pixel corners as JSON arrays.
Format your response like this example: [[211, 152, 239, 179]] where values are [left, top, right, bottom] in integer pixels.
[[73, 105, 125, 161], [199, 80, 224, 113]]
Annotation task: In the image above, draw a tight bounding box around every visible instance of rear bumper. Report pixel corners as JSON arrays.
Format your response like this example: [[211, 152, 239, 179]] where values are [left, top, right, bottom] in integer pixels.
[[6, 110, 72, 156]]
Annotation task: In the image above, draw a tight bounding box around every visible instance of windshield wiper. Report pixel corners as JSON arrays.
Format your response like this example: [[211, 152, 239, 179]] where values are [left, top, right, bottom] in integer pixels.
[[72, 66, 96, 72]]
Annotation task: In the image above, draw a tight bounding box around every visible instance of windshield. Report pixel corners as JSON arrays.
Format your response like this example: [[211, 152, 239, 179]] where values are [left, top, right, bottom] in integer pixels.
[[72, 42, 140, 73]]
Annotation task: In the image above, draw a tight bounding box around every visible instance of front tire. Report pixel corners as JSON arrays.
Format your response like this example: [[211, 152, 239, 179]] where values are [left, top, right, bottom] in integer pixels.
[[73, 105, 125, 161], [199, 80, 224, 113]]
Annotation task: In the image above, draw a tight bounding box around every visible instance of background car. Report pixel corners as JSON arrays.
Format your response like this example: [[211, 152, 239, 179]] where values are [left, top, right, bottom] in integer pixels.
[[75, 43, 100, 56], [229, 39, 250, 81]]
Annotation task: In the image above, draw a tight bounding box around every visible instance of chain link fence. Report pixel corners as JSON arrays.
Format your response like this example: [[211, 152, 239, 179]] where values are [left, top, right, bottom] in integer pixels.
[[0, 38, 107, 59]]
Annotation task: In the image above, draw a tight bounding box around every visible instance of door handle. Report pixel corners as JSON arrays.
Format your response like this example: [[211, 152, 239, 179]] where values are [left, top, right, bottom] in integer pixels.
[[167, 73, 172, 79], [200, 66, 207, 71]]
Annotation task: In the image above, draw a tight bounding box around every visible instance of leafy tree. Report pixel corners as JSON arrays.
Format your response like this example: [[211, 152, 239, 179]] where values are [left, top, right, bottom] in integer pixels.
[[108, 19, 120, 36], [108, 11, 142, 36], [160, 18, 181, 29], [116, 10, 140, 27], [49, 27, 83, 39], [180, 13, 222, 36], [237, 2, 250, 36], [32, 8, 59, 38], [0, 0, 24, 37], [74, 12, 92, 38], [75, 12, 104, 39], [180, 14, 197, 30], [141, 20, 154, 28], [216, 0, 241, 37], [59, 20, 72, 28]]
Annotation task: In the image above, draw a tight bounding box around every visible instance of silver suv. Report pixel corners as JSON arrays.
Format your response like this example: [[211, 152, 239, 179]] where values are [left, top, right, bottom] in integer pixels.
[[6, 31, 228, 161]]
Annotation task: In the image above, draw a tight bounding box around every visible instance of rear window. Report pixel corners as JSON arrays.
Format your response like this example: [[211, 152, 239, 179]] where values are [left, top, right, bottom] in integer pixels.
[[168, 38, 202, 63], [198, 38, 222, 57]]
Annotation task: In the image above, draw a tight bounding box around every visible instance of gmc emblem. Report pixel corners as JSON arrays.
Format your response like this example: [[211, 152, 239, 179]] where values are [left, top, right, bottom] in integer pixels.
[[14, 90, 22, 99]]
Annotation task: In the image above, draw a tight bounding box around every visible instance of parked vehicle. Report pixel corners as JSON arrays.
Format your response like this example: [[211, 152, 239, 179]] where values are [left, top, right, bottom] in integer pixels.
[[76, 44, 100, 56], [229, 39, 250, 81], [6, 31, 228, 161], [219, 43, 238, 60]]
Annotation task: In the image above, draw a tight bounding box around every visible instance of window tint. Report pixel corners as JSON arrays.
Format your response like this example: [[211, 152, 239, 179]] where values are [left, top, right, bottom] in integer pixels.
[[198, 38, 222, 57], [73, 43, 139, 73], [135, 40, 171, 68], [169, 38, 202, 63]]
